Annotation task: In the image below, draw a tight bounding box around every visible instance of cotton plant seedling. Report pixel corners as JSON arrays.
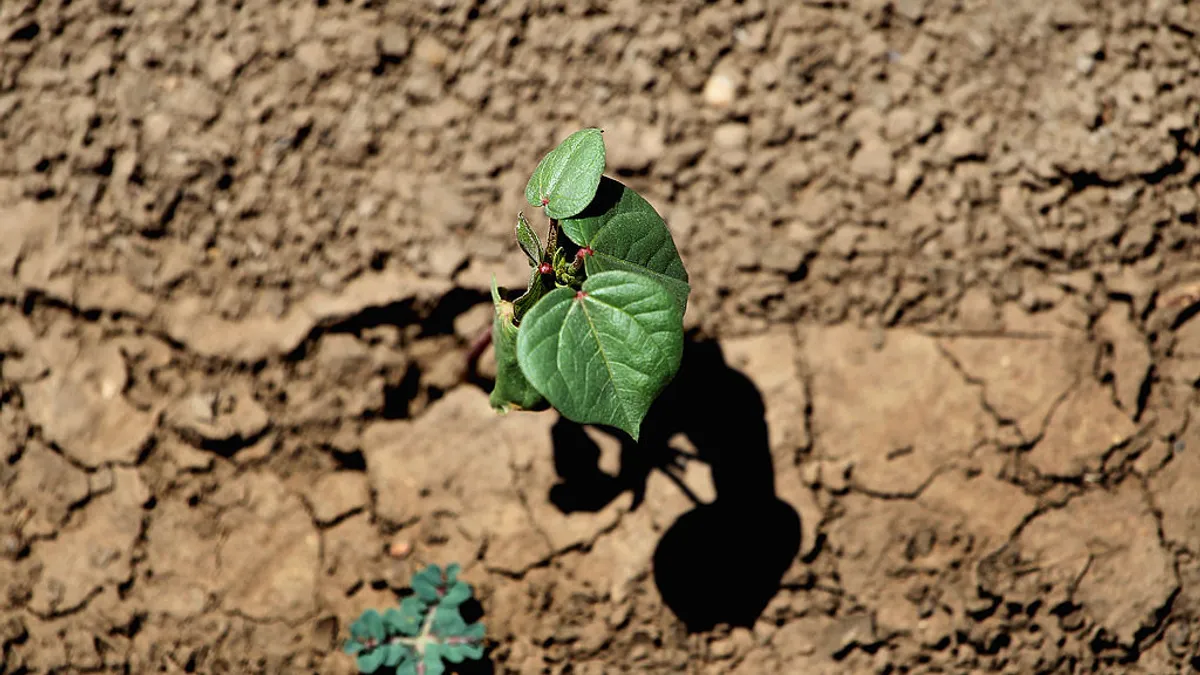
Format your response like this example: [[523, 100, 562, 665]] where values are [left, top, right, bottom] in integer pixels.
[[344, 563, 485, 674], [490, 128, 691, 441]]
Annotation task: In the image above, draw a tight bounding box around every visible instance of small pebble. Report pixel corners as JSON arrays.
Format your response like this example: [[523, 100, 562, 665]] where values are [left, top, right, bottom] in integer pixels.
[[388, 538, 412, 559], [713, 123, 749, 151], [703, 72, 738, 108]]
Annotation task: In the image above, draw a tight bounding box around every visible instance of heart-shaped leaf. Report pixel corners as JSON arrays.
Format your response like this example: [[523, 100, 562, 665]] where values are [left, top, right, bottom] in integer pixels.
[[443, 640, 485, 662], [351, 609, 385, 641], [432, 604, 468, 635], [383, 643, 411, 668], [356, 648, 386, 673], [423, 645, 447, 675], [515, 270, 684, 440], [525, 128, 605, 219], [561, 177, 690, 312], [489, 277, 548, 412], [387, 599, 425, 636], [441, 581, 472, 608]]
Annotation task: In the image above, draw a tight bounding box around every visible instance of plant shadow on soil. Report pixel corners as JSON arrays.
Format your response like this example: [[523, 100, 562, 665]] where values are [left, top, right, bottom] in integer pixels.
[[549, 332, 802, 633]]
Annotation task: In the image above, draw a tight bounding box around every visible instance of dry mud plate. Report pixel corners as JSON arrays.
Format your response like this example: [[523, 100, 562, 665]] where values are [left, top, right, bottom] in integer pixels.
[[2, 1, 1200, 673]]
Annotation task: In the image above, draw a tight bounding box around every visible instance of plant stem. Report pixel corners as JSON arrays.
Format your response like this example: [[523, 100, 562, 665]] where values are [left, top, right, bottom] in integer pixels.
[[419, 602, 438, 642], [464, 328, 493, 379], [376, 606, 440, 653]]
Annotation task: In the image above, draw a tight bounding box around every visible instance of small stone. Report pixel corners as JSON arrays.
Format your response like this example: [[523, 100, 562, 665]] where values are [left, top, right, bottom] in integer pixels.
[[894, 0, 926, 20], [166, 386, 270, 450], [941, 125, 984, 161], [295, 41, 333, 75], [413, 36, 450, 68], [379, 27, 411, 58], [703, 71, 739, 109], [885, 107, 919, 141], [850, 134, 894, 183], [1167, 187, 1198, 217], [388, 538, 412, 559], [713, 123, 749, 151], [143, 113, 172, 145], [894, 158, 923, 195], [206, 49, 239, 84], [1076, 28, 1103, 55], [800, 462, 821, 487], [829, 613, 877, 653]]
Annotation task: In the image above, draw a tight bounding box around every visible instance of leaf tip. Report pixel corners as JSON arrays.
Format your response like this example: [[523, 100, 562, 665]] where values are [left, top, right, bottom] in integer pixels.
[[626, 424, 641, 442]]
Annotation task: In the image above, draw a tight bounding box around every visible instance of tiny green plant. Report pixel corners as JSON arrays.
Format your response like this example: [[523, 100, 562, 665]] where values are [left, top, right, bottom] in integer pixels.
[[490, 128, 691, 441], [343, 563, 485, 674]]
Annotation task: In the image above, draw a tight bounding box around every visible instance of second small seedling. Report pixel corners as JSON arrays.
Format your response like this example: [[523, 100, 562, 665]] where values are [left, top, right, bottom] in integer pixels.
[[344, 564, 485, 675]]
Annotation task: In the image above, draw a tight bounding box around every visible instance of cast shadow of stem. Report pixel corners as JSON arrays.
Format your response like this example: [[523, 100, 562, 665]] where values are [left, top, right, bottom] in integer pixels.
[[549, 333, 801, 633]]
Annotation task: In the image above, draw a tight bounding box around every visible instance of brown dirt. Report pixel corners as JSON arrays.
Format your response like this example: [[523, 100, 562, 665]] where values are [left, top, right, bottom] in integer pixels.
[[2, 0, 1200, 673]]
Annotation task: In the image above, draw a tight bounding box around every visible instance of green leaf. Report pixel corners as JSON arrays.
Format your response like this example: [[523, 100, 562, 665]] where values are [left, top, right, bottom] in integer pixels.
[[525, 128, 606, 219], [442, 635, 485, 663], [463, 622, 485, 641], [397, 660, 419, 675], [423, 646, 447, 675], [343, 639, 364, 655], [441, 581, 471, 608], [562, 177, 690, 312], [515, 270, 684, 441], [432, 605, 468, 635], [512, 262, 551, 322], [489, 277, 548, 413], [381, 608, 404, 634], [444, 563, 461, 586], [515, 213, 543, 266], [384, 643, 412, 668], [385, 603, 424, 637], [356, 648, 386, 673], [352, 609, 385, 641], [412, 572, 440, 603], [395, 596, 427, 636]]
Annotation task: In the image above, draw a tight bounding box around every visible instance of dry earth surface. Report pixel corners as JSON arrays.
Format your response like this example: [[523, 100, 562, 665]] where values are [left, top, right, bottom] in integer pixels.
[[3, 0, 1200, 673]]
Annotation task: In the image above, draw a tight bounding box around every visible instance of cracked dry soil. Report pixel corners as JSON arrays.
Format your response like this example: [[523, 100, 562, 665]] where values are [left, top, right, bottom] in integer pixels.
[[3, 1, 1200, 673]]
